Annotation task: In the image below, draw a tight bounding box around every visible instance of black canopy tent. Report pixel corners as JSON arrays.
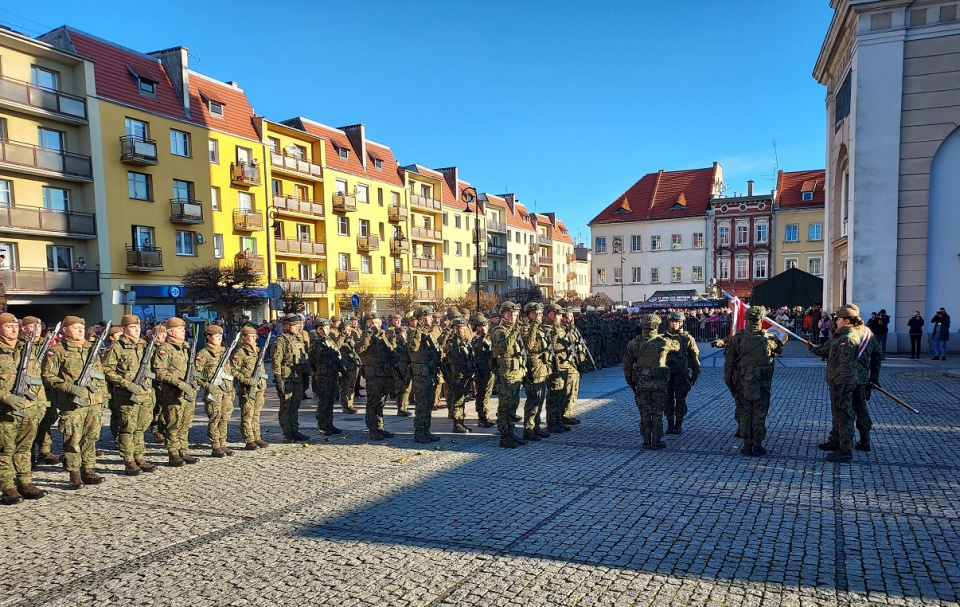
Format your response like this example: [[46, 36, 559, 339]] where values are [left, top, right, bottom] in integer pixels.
[[636, 290, 716, 310], [748, 267, 823, 309]]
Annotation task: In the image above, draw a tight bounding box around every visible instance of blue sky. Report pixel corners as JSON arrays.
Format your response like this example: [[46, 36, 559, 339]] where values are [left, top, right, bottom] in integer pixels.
[[2, 1, 834, 241]]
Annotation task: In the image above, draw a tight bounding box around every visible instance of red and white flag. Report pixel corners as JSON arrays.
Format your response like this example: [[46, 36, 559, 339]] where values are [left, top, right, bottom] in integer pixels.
[[728, 294, 747, 336]]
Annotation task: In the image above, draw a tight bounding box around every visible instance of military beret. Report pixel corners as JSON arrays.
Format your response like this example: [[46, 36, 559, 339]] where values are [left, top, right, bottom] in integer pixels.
[[488, 311, 500, 319], [121, 314, 141, 326], [20, 316, 41, 326], [446, 309, 461, 320], [669, 311, 684, 321], [0, 312, 17, 324], [315, 318, 330, 327], [108, 326, 123, 337], [451, 317, 468, 327], [63, 315, 85, 327], [499, 301, 520, 313], [153, 324, 166, 333], [165, 317, 186, 329], [240, 326, 257, 335], [471, 315, 489, 326], [414, 306, 434, 318], [205, 325, 223, 335], [523, 302, 543, 313], [836, 304, 861, 319]]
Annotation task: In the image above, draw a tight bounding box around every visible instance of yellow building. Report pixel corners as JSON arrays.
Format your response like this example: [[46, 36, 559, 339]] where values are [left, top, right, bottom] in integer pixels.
[[0, 27, 101, 320], [438, 168, 482, 302], [400, 165, 443, 304], [532, 213, 554, 299], [774, 170, 826, 278], [548, 215, 577, 297], [480, 194, 509, 296]]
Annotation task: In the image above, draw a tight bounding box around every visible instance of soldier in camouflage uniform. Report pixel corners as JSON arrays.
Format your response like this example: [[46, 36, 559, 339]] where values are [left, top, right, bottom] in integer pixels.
[[471, 315, 495, 428], [587, 314, 602, 368], [723, 306, 785, 457], [491, 301, 527, 448], [102, 314, 158, 476], [851, 319, 883, 452], [562, 309, 584, 423], [0, 313, 48, 503], [622, 314, 679, 449], [443, 317, 476, 434], [309, 319, 343, 437], [42, 315, 109, 488], [273, 314, 309, 442], [233, 325, 269, 450], [148, 325, 167, 443], [521, 302, 551, 439], [408, 306, 441, 443], [28, 317, 61, 466], [544, 303, 575, 436], [664, 311, 700, 434], [385, 315, 412, 417], [356, 314, 396, 440], [337, 317, 362, 414], [151, 317, 199, 467], [104, 325, 122, 443], [196, 325, 237, 457], [808, 304, 864, 463]]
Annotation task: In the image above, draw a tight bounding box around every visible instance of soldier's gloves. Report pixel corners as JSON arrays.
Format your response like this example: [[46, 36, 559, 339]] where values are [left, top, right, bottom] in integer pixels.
[[690, 372, 699, 386], [711, 339, 725, 349], [68, 385, 87, 398], [2, 394, 26, 409], [182, 386, 198, 401], [126, 381, 144, 395]]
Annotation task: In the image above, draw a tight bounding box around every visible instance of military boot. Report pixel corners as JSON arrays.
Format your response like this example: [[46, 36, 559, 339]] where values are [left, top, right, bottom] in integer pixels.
[[67, 471, 84, 489], [1, 487, 23, 504], [291, 431, 309, 441], [124, 461, 141, 476], [37, 452, 61, 465], [855, 440, 871, 452], [498, 434, 518, 449], [256, 438, 271, 446], [666, 418, 676, 434], [414, 433, 433, 444], [396, 410, 412, 417], [521, 430, 541, 442], [752, 445, 767, 456], [453, 423, 472, 434], [642, 440, 653, 450], [513, 434, 528, 446], [561, 416, 581, 425], [368, 430, 385, 441], [211, 447, 226, 458], [477, 418, 494, 428], [379, 429, 395, 439], [81, 469, 104, 485], [135, 460, 156, 473], [153, 433, 166, 444], [818, 439, 840, 451], [19, 483, 45, 499], [652, 440, 667, 449], [546, 423, 565, 434], [740, 445, 754, 456], [674, 418, 683, 433], [509, 413, 522, 423], [180, 452, 199, 465], [824, 449, 853, 463], [245, 442, 260, 450], [222, 447, 234, 456], [168, 454, 185, 467], [534, 427, 551, 438]]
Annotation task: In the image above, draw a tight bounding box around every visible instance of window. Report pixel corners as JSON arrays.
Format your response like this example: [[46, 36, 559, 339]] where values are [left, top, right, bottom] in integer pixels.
[[42, 187, 69, 211], [596, 268, 606, 284], [358, 219, 370, 237], [671, 234, 682, 250], [210, 187, 220, 211], [170, 130, 190, 157], [128, 172, 152, 200], [237, 191, 252, 212], [630, 234, 642, 252], [809, 223, 822, 241], [444, 268, 451, 283], [651, 268, 661, 283], [213, 234, 224, 259], [125, 118, 149, 140], [613, 267, 622, 284], [338, 146, 349, 161], [46, 245, 72, 271], [132, 226, 154, 250], [172, 179, 193, 202], [236, 146, 252, 165], [441, 212, 449, 227], [808, 257, 822, 276], [595, 237, 606, 254], [294, 185, 309, 201], [785, 258, 798, 271], [692, 266, 703, 282], [631, 267, 643, 283], [31, 66, 59, 91], [719, 258, 730, 280], [391, 191, 400, 206], [373, 158, 383, 170], [910, 8, 927, 25], [299, 263, 311, 280], [467, 269, 472, 283], [719, 225, 731, 246], [292, 144, 306, 160], [834, 71, 851, 130], [443, 240, 449, 254], [38, 127, 64, 152], [377, 188, 384, 206], [754, 257, 768, 279], [455, 242, 463, 256], [356, 183, 369, 204], [801, 191, 813, 202], [267, 137, 280, 154], [208, 139, 219, 163], [454, 215, 462, 229], [671, 267, 682, 282], [339, 253, 349, 271], [175, 231, 196, 256], [693, 233, 704, 248], [755, 222, 768, 244], [650, 235, 661, 251], [735, 258, 749, 280], [335, 179, 347, 195], [466, 243, 471, 258], [455, 269, 463, 284], [138, 78, 156, 97], [297, 224, 310, 241], [361, 255, 371, 274], [0, 180, 10, 206], [785, 224, 799, 242], [736, 224, 749, 245], [209, 100, 224, 117], [942, 5, 958, 22], [338, 216, 350, 236]]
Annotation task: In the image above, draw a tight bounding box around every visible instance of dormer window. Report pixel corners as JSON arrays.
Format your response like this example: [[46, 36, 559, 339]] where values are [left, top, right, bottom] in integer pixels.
[[373, 158, 383, 170], [209, 100, 224, 117], [802, 191, 814, 202], [138, 78, 156, 97], [335, 144, 349, 161]]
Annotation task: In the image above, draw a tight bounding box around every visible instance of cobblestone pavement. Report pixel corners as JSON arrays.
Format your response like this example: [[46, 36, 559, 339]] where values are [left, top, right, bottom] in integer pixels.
[[3, 344, 960, 606]]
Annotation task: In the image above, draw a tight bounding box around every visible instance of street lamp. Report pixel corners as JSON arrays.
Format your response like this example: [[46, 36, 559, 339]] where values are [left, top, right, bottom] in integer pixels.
[[393, 226, 406, 314], [461, 186, 482, 311], [612, 235, 624, 306]]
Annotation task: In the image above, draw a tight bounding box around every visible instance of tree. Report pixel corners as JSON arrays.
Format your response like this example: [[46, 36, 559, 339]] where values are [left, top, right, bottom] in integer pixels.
[[583, 292, 614, 311], [182, 262, 264, 323], [337, 289, 374, 316], [453, 290, 502, 315], [557, 290, 583, 310], [280, 288, 306, 314], [392, 289, 418, 316], [505, 286, 543, 307]]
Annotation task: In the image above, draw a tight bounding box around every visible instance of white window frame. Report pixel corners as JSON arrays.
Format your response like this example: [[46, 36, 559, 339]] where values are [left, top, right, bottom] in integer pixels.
[[595, 237, 606, 254], [671, 234, 682, 250], [339, 253, 349, 271], [170, 129, 191, 157], [42, 186, 70, 211], [736, 224, 749, 246], [755, 222, 768, 245], [719, 258, 731, 280], [175, 230, 196, 256], [809, 223, 822, 241], [356, 183, 369, 204], [692, 266, 703, 282], [651, 267, 660, 283], [631, 266, 642, 284], [718, 224, 731, 246], [754, 257, 768, 280], [785, 258, 798, 271], [213, 234, 224, 259], [693, 233, 704, 248], [785, 224, 799, 243], [650, 235, 662, 251], [208, 139, 219, 164], [211, 186, 220, 211], [808, 256, 823, 276], [596, 268, 606, 284], [46, 244, 72, 271], [671, 266, 682, 282], [630, 234, 642, 252], [455, 242, 463, 256], [338, 216, 350, 236], [455, 269, 463, 284], [735, 257, 749, 280], [613, 267, 622, 284], [361, 255, 372, 274], [208, 100, 224, 117], [358, 219, 370, 237]]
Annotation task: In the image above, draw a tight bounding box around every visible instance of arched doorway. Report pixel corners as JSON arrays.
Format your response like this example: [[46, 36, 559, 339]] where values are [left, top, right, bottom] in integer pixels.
[[925, 126, 960, 335]]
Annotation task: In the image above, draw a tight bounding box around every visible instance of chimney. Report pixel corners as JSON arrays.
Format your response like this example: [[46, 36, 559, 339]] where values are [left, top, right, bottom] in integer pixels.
[[149, 47, 191, 118], [747, 180, 754, 197], [340, 124, 367, 171]]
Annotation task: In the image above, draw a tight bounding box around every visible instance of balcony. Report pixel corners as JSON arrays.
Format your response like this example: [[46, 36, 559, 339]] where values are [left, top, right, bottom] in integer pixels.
[[412, 257, 442, 272], [332, 194, 357, 212], [487, 244, 507, 257], [410, 193, 441, 212], [357, 235, 380, 251], [126, 246, 163, 271], [1, 139, 92, 181], [0, 204, 96, 238], [472, 228, 486, 244], [335, 270, 360, 288], [538, 234, 553, 245], [529, 244, 538, 255], [278, 278, 327, 295], [414, 289, 442, 301], [234, 253, 264, 273], [233, 210, 263, 231], [392, 273, 412, 289], [410, 226, 441, 242], [486, 269, 507, 281], [567, 253, 576, 263], [390, 239, 410, 255], [566, 271, 577, 282], [269, 151, 322, 179], [0, 75, 87, 123], [0, 268, 99, 294], [169, 199, 203, 224], [530, 258, 539, 270], [273, 195, 324, 219], [539, 255, 552, 266], [486, 220, 506, 233], [119, 135, 158, 165], [476, 254, 487, 267], [231, 162, 261, 186], [275, 238, 325, 257], [388, 205, 408, 222]]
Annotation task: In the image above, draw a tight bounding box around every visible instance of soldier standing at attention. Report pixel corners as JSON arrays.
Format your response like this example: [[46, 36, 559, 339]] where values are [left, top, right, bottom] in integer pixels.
[[443, 317, 476, 434], [308, 319, 343, 437], [385, 315, 412, 417], [42, 316, 109, 488], [273, 314, 309, 442], [851, 317, 883, 452], [522, 302, 551, 439], [561, 308, 583, 424], [723, 306, 785, 457], [104, 326, 123, 443], [356, 314, 396, 441], [491, 301, 527, 448], [152, 317, 199, 467], [337, 316, 362, 414], [102, 314, 158, 476], [407, 306, 441, 444], [233, 326, 269, 450], [27, 317, 60, 467], [808, 304, 864, 463], [622, 314, 679, 450], [471, 315, 495, 428], [196, 325, 236, 457], [545, 304, 578, 435], [149, 325, 168, 444], [664, 311, 700, 434], [0, 313, 48, 503]]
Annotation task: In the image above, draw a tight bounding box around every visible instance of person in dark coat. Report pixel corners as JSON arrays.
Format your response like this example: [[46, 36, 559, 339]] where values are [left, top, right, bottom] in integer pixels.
[[932, 308, 951, 360], [907, 311, 924, 359]]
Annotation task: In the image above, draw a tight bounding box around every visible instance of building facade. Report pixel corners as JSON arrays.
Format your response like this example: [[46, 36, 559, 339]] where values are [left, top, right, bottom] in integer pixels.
[[401, 164, 443, 305], [773, 170, 826, 278], [481, 193, 509, 296], [709, 181, 774, 299], [573, 243, 592, 300], [502, 194, 537, 292]]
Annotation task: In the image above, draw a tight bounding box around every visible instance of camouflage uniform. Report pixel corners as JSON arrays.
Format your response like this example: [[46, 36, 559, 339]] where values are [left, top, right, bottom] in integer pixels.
[[102, 332, 157, 470], [521, 306, 550, 436], [337, 326, 362, 413], [470, 317, 495, 427], [273, 318, 309, 441], [0, 332, 47, 500], [851, 324, 883, 450], [622, 314, 679, 449], [491, 302, 526, 447], [385, 325, 412, 416], [309, 323, 343, 435], [545, 307, 579, 431], [408, 307, 442, 443], [563, 315, 584, 420], [356, 321, 395, 438], [443, 319, 476, 433], [665, 313, 701, 434], [152, 335, 197, 462], [196, 336, 236, 454], [232, 336, 268, 447]]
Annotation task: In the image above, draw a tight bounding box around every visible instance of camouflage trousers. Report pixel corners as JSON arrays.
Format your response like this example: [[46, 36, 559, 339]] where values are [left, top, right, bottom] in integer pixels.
[[117, 401, 154, 462], [239, 386, 265, 443], [163, 401, 195, 456], [277, 376, 304, 439], [33, 403, 58, 455], [522, 377, 548, 431], [108, 400, 121, 441], [447, 378, 469, 425], [150, 393, 165, 438], [562, 367, 580, 419], [828, 383, 857, 450], [395, 377, 412, 414], [634, 389, 666, 446], [205, 389, 235, 447], [665, 375, 692, 423], [339, 363, 360, 411], [736, 395, 770, 448], [412, 370, 438, 437], [59, 403, 103, 472], [830, 386, 872, 443], [0, 405, 42, 489], [545, 366, 576, 427], [365, 374, 388, 433], [497, 372, 524, 438], [313, 373, 338, 432], [474, 369, 495, 421]]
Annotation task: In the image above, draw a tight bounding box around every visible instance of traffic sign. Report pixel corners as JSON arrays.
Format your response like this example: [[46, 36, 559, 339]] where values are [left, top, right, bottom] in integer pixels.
[[265, 283, 283, 299], [351, 294, 360, 308]]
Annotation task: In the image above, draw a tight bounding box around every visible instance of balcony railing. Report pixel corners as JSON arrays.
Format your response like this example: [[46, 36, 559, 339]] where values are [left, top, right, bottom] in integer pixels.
[[235, 253, 264, 273], [473, 228, 486, 243], [538, 234, 553, 245], [273, 195, 324, 218], [566, 253, 576, 263], [486, 269, 507, 281], [410, 193, 441, 211], [539, 255, 552, 265], [410, 226, 441, 241], [390, 239, 409, 255], [357, 235, 380, 251], [530, 258, 539, 269], [392, 273, 412, 289], [1, 138, 92, 180], [119, 135, 158, 165], [476, 255, 487, 267], [0, 204, 96, 237], [231, 162, 261, 186], [169, 199, 203, 223], [336, 270, 359, 287], [412, 257, 442, 271], [566, 271, 577, 282], [487, 244, 507, 257], [275, 238, 325, 257], [269, 151, 323, 179], [0, 75, 87, 122], [486, 220, 507, 233], [278, 278, 327, 295], [528, 244, 538, 255], [414, 289, 442, 301], [332, 194, 357, 212], [126, 246, 163, 271], [388, 205, 408, 222], [0, 268, 99, 293], [233, 210, 263, 231]]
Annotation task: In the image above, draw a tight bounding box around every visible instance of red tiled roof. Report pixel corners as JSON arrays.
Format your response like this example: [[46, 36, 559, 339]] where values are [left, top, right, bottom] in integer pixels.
[[554, 220, 574, 244], [439, 172, 459, 210], [776, 169, 826, 209], [483, 193, 507, 208], [187, 71, 258, 141], [507, 202, 535, 231], [292, 118, 403, 187], [589, 165, 721, 225], [63, 28, 189, 121]]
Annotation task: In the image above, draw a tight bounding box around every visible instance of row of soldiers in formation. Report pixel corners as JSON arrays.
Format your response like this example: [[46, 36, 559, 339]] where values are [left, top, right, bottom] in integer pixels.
[[575, 312, 635, 370]]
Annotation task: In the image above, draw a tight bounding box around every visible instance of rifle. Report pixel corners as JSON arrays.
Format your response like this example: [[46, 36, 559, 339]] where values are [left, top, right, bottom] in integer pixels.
[[576, 332, 597, 371], [254, 333, 273, 382], [204, 331, 242, 403], [870, 382, 919, 414], [72, 321, 112, 407], [36, 322, 61, 361], [183, 336, 198, 390], [9, 336, 37, 418], [130, 334, 158, 404], [330, 342, 349, 376]]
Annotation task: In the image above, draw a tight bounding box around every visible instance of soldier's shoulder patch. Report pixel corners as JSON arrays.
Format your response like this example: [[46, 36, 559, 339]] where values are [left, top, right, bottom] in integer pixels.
[[840, 342, 847, 347], [158, 350, 166, 355], [46, 351, 54, 356], [196, 356, 203, 361]]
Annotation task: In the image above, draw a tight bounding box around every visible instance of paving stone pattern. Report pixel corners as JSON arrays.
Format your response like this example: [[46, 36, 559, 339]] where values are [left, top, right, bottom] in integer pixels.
[[3, 344, 959, 606]]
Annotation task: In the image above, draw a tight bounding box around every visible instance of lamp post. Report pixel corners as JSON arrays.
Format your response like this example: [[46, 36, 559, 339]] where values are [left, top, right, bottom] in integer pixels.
[[264, 205, 280, 316], [612, 235, 624, 306], [461, 186, 482, 311], [393, 226, 406, 314]]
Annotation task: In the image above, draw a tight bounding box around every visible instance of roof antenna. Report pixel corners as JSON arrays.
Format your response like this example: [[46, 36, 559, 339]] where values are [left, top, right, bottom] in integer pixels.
[[772, 139, 780, 175], [189, 54, 201, 61]]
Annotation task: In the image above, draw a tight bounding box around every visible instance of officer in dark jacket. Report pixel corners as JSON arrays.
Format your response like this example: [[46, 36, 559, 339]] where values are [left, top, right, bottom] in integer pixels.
[[664, 311, 700, 434]]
